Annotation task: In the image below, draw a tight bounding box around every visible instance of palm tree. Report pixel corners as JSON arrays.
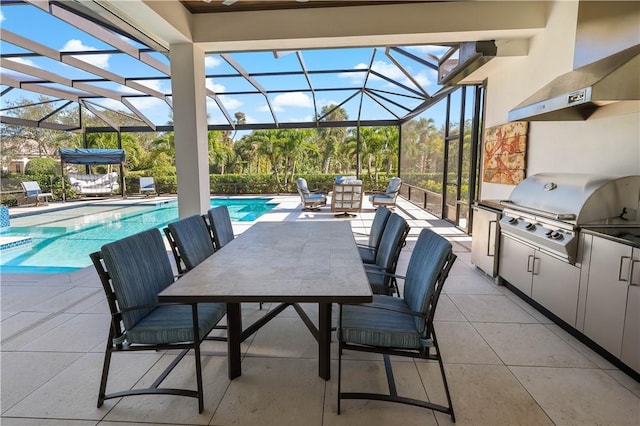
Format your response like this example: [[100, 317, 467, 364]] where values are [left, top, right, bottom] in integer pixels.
[[317, 105, 348, 173]]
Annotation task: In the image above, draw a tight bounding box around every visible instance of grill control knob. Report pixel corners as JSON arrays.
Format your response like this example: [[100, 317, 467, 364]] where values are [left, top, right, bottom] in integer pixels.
[[545, 229, 554, 236], [508, 217, 518, 224], [551, 232, 564, 240], [525, 222, 536, 230]]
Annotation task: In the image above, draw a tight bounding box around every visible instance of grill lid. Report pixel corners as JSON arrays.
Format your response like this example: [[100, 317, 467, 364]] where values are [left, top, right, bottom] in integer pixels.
[[503, 173, 640, 225]]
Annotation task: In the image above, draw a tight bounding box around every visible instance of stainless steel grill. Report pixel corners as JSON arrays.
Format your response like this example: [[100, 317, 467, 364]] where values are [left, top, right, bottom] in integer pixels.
[[499, 174, 640, 264]]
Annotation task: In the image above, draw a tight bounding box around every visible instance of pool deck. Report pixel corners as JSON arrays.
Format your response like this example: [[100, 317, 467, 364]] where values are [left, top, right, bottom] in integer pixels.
[[1, 195, 639, 426]]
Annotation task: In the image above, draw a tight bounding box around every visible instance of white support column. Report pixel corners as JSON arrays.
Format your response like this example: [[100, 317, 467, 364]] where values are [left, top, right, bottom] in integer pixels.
[[170, 43, 210, 217]]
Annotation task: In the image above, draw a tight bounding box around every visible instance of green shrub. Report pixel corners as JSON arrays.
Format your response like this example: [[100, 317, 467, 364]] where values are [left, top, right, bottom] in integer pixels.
[[25, 158, 59, 176]]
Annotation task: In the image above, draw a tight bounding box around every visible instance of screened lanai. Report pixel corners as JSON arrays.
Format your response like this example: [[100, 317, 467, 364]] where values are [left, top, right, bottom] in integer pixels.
[[0, 0, 538, 225]]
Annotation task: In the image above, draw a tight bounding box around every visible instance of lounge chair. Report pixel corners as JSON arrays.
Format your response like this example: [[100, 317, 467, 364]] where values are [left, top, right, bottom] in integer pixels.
[[139, 176, 156, 196], [337, 228, 457, 421], [20, 181, 53, 206], [332, 176, 363, 217], [296, 177, 327, 210], [90, 228, 226, 413], [369, 177, 402, 208]]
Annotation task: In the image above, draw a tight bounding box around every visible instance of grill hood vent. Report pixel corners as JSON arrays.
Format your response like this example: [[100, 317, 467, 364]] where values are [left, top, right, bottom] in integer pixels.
[[508, 45, 640, 121]]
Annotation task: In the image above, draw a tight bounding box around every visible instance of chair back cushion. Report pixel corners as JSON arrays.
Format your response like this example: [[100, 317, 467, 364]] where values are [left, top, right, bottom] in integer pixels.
[[386, 177, 402, 195], [207, 206, 235, 249], [21, 181, 42, 196], [368, 206, 391, 248], [100, 228, 175, 329], [375, 213, 409, 272], [140, 177, 155, 191], [296, 177, 310, 196], [403, 228, 452, 335], [167, 215, 214, 270]]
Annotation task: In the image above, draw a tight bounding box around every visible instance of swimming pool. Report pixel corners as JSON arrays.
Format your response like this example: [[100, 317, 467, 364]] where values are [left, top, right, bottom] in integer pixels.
[[0, 198, 277, 274]]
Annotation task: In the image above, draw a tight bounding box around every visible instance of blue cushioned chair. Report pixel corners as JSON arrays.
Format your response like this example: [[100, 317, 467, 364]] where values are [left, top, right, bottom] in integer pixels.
[[337, 228, 457, 421], [296, 177, 327, 210], [164, 215, 215, 275], [90, 228, 226, 413], [364, 213, 410, 296], [369, 177, 402, 208], [206, 206, 235, 250], [356, 206, 392, 264]]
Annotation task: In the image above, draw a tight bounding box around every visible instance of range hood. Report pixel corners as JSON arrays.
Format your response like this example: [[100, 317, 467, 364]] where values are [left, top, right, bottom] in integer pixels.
[[509, 44, 640, 121]]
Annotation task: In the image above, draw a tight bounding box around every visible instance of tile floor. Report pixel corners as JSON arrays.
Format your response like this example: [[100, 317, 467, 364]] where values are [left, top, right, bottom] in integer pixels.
[[1, 196, 639, 425]]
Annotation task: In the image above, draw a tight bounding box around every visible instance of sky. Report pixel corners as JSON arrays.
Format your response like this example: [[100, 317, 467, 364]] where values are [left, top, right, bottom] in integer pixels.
[[0, 2, 453, 133]]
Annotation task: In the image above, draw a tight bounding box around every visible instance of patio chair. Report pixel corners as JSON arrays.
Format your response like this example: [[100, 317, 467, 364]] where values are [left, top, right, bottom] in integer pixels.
[[21, 181, 53, 206], [337, 227, 457, 421], [164, 214, 215, 275], [206, 205, 235, 250], [90, 228, 226, 413], [369, 177, 402, 209], [364, 212, 409, 296], [356, 206, 391, 264], [139, 176, 156, 196], [332, 176, 363, 217], [296, 177, 327, 210]]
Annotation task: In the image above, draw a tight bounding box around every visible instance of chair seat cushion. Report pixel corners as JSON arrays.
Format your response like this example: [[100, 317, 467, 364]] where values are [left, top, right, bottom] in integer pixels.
[[340, 295, 422, 349], [127, 302, 226, 344], [305, 194, 326, 201], [358, 245, 376, 263], [369, 194, 395, 204]]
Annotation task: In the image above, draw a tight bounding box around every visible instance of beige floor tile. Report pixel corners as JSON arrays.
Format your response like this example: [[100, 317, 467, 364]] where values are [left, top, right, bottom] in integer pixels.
[[104, 353, 228, 425], [449, 294, 538, 323], [511, 366, 640, 425], [0, 419, 96, 426], [17, 313, 109, 352], [4, 352, 161, 420], [434, 295, 467, 321], [1, 352, 83, 413], [1, 312, 76, 351], [30, 287, 103, 313], [245, 316, 320, 359], [443, 272, 503, 295], [434, 321, 502, 365], [420, 363, 553, 426], [544, 324, 616, 369], [211, 357, 325, 426], [604, 369, 640, 398], [324, 358, 439, 426], [474, 323, 596, 368], [1, 285, 72, 312]]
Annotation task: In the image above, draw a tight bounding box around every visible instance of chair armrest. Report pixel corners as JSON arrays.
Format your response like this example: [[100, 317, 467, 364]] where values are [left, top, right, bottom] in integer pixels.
[[115, 301, 188, 316], [356, 243, 375, 249], [363, 265, 406, 281], [345, 300, 427, 319]]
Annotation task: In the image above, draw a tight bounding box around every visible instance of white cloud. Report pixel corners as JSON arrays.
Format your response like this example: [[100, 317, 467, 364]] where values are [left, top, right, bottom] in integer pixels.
[[205, 55, 221, 69], [61, 39, 110, 69], [272, 91, 313, 108], [6, 57, 37, 67], [341, 59, 435, 90], [206, 78, 225, 93], [0, 10, 5, 22], [218, 95, 242, 110]]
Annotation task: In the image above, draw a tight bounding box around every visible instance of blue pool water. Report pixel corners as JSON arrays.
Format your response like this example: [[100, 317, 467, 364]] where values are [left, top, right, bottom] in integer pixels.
[[0, 198, 276, 274]]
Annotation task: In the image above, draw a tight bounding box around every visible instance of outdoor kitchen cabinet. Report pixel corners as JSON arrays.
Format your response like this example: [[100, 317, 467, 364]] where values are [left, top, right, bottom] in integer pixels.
[[583, 234, 640, 363], [471, 203, 501, 278], [499, 233, 581, 326]]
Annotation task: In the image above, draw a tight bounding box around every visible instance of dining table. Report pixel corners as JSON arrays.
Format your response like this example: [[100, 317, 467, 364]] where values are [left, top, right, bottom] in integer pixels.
[[158, 220, 373, 381]]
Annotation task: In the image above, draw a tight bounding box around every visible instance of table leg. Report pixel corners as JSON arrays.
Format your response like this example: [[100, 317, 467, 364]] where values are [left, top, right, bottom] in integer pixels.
[[227, 302, 242, 380], [318, 302, 332, 380]]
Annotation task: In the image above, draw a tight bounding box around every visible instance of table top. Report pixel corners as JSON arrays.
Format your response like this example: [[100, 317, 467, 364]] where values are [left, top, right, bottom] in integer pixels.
[[159, 221, 373, 304]]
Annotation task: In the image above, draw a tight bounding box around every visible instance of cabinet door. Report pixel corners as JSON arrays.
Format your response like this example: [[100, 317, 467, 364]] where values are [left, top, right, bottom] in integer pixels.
[[583, 236, 632, 357], [499, 234, 534, 296], [531, 250, 581, 327], [471, 207, 499, 277], [621, 249, 640, 373]]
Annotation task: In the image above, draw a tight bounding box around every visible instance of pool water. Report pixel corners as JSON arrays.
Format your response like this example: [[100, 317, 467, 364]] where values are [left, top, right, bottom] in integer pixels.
[[0, 198, 276, 274]]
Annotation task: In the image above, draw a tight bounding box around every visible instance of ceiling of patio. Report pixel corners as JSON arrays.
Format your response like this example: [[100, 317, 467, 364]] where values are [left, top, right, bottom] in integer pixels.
[[0, 1, 544, 133]]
